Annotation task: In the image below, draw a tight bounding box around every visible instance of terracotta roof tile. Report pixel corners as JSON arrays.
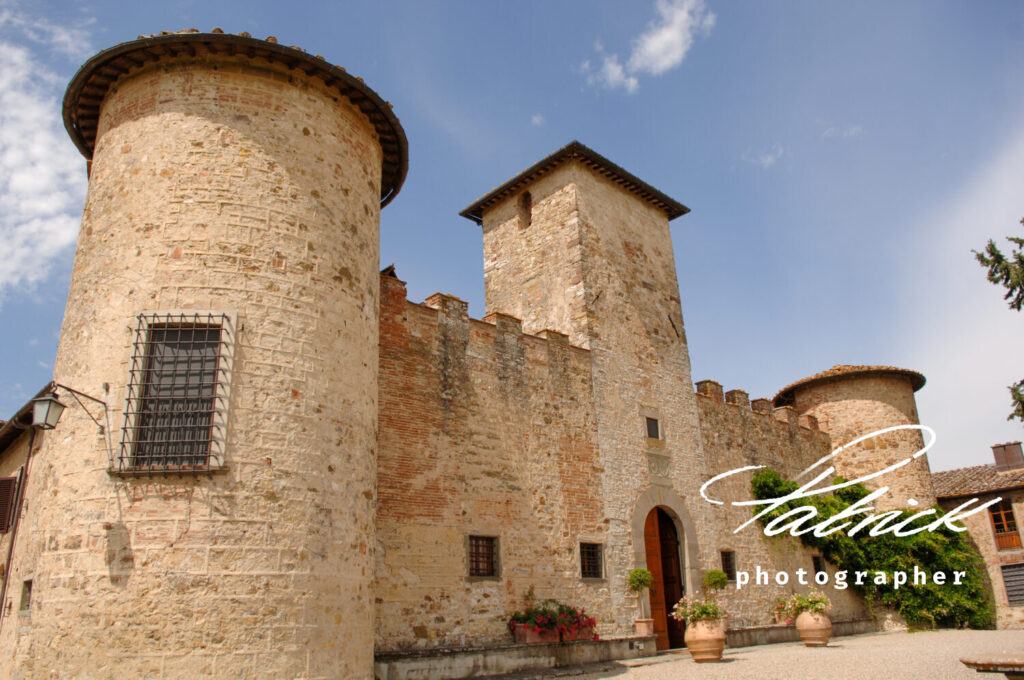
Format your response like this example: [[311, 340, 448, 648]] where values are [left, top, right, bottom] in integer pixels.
[[932, 464, 1024, 498], [774, 364, 926, 406]]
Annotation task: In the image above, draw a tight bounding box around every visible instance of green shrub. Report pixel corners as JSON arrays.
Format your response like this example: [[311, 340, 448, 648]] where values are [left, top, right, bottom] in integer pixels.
[[750, 468, 995, 629], [703, 569, 729, 593], [627, 568, 654, 592]]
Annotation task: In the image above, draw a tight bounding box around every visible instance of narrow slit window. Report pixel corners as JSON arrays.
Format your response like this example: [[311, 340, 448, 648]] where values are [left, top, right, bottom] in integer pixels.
[[20, 579, 31, 612], [518, 191, 532, 229], [812, 555, 826, 575], [580, 543, 603, 579], [646, 417, 660, 440]]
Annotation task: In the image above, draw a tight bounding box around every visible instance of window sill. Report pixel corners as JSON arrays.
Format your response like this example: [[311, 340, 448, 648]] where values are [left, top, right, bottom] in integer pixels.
[[467, 575, 501, 583], [107, 465, 229, 478]]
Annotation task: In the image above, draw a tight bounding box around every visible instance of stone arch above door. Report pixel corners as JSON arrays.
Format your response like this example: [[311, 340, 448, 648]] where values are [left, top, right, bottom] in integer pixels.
[[630, 486, 702, 597]]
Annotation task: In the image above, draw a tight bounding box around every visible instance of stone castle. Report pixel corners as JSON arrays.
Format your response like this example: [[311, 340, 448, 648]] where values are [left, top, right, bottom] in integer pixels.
[[0, 31, 939, 679]]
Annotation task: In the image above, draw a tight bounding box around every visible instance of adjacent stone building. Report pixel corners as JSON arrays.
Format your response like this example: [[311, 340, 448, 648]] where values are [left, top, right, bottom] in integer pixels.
[[0, 31, 944, 680], [933, 442, 1024, 629]]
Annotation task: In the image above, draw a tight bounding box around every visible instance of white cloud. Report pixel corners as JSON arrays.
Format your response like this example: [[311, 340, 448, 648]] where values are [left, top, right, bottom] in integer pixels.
[[531, 113, 545, 127], [742, 144, 787, 169], [0, 16, 89, 305], [822, 124, 864, 140], [896, 123, 1024, 472], [582, 0, 714, 93], [587, 54, 639, 94], [0, 4, 93, 60]]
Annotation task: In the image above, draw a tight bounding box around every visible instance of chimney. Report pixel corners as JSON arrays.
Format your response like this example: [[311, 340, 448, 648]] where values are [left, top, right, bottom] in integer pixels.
[[992, 442, 1024, 470]]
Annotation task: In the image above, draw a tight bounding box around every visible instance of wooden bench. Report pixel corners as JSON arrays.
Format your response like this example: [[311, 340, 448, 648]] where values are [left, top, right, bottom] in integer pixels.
[[961, 654, 1024, 679]]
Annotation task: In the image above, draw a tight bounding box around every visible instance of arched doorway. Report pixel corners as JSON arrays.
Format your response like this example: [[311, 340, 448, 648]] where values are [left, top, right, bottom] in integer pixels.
[[643, 507, 686, 649]]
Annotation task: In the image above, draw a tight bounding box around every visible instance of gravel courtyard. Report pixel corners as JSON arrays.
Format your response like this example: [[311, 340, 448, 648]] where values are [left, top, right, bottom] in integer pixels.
[[510, 630, 1024, 680]]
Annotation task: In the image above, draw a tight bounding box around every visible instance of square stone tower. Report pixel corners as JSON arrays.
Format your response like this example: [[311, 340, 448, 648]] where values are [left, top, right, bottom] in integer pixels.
[[462, 142, 712, 642]]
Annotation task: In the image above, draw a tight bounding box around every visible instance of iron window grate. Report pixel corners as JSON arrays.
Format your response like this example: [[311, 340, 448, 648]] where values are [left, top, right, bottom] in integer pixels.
[[469, 536, 497, 577], [118, 312, 233, 474], [580, 543, 603, 579]]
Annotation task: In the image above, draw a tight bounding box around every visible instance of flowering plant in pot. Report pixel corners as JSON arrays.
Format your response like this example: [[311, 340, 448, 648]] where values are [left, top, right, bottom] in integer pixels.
[[671, 570, 730, 663], [508, 598, 598, 644], [508, 602, 561, 644], [627, 568, 655, 637], [555, 603, 598, 642], [780, 590, 832, 647]]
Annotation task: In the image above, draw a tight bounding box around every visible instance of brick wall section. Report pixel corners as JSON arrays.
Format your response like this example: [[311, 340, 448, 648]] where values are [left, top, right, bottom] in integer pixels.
[[375, 275, 605, 650], [938, 490, 1024, 629], [790, 374, 937, 510], [696, 391, 869, 626], [4, 56, 383, 679]]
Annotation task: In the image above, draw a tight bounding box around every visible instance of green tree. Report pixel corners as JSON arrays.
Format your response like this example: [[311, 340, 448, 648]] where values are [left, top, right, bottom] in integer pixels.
[[974, 218, 1024, 422]]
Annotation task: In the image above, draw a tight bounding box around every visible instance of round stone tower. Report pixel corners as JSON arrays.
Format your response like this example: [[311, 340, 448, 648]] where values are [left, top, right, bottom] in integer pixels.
[[774, 365, 936, 510], [10, 31, 405, 678]]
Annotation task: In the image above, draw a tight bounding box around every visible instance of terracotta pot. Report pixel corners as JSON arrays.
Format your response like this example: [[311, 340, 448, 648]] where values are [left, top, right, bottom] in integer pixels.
[[795, 611, 832, 647], [511, 624, 560, 644], [561, 626, 596, 642], [634, 619, 655, 636], [684, 618, 727, 662]]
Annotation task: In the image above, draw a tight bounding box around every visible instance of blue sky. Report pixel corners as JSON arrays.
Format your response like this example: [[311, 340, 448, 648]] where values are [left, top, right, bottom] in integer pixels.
[[1, 0, 1022, 471]]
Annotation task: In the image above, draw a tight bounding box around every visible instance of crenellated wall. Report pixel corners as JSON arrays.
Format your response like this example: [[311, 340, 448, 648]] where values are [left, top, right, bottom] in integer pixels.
[[693, 379, 870, 627], [375, 273, 609, 650]]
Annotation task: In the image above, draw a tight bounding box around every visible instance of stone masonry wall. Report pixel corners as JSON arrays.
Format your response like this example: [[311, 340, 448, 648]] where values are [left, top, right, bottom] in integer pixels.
[[791, 375, 936, 511], [938, 489, 1024, 629], [481, 162, 712, 635], [0, 429, 33, 634], [572, 165, 712, 615], [375, 274, 606, 650], [695, 386, 869, 627], [4, 56, 383, 680]]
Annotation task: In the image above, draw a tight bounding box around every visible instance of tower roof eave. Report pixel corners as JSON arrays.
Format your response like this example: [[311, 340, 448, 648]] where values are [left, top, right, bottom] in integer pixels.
[[63, 30, 408, 207], [458, 140, 689, 225]]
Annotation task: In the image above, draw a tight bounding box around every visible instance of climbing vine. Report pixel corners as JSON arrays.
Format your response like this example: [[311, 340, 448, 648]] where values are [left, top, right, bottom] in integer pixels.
[[750, 468, 995, 629]]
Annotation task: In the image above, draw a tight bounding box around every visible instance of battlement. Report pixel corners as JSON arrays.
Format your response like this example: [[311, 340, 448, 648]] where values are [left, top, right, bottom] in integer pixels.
[[694, 379, 820, 433], [380, 272, 592, 411]]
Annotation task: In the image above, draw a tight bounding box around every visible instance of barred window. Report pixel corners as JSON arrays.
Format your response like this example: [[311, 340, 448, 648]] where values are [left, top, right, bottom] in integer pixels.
[[580, 543, 603, 579], [720, 550, 736, 581], [468, 536, 498, 578], [118, 312, 233, 473]]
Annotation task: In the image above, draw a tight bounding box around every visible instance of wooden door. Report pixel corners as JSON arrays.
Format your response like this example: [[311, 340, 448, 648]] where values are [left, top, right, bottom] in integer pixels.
[[658, 510, 687, 648], [643, 509, 669, 650]]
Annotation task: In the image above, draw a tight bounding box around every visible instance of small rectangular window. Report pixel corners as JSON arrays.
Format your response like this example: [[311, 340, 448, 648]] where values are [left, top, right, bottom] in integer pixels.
[[20, 579, 31, 612], [469, 536, 498, 578], [645, 417, 660, 440], [580, 543, 603, 579], [812, 555, 826, 575], [119, 312, 234, 473], [720, 550, 736, 581], [0, 477, 17, 534]]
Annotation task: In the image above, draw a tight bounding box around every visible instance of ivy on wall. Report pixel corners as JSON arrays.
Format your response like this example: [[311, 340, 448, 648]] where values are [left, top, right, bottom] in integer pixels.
[[751, 469, 995, 629]]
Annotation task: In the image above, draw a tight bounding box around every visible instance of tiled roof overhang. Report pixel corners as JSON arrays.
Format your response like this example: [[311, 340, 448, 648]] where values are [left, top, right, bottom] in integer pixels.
[[459, 140, 689, 224], [63, 31, 408, 207], [774, 364, 927, 407]]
